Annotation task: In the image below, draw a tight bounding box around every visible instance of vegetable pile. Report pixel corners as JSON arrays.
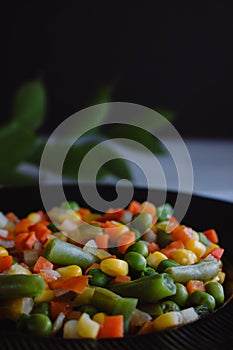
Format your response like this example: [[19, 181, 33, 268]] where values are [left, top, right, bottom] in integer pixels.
[[0, 199, 226, 338]]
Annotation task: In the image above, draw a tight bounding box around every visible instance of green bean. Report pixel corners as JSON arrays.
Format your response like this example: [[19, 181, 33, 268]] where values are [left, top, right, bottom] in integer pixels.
[[0, 274, 45, 300], [61, 201, 79, 211], [107, 273, 176, 303], [157, 259, 180, 273], [161, 300, 180, 313], [43, 238, 97, 270], [164, 259, 220, 284], [90, 286, 138, 333]]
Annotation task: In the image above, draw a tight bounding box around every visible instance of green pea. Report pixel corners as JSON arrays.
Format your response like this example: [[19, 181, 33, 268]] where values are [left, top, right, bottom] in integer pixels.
[[27, 313, 52, 336], [130, 213, 153, 234], [124, 251, 147, 272], [157, 259, 180, 273], [189, 291, 216, 312], [125, 241, 148, 257], [156, 203, 173, 222], [161, 300, 180, 313], [205, 281, 225, 306], [31, 302, 50, 317], [156, 230, 172, 249], [61, 201, 79, 211], [88, 268, 109, 287], [130, 228, 141, 241], [169, 282, 189, 307]]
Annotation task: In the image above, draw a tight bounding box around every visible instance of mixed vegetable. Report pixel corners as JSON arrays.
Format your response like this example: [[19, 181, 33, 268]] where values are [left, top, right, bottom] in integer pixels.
[[0, 199, 226, 338]]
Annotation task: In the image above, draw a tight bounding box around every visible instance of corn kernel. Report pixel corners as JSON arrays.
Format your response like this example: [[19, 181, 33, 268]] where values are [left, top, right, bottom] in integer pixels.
[[172, 249, 198, 265], [184, 239, 206, 259], [34, 289, 55, 303], [8, 263, 31, 275], [56, 265, 82, 278], [146, 251, 168, 269], [77, 312, 100, 339], [191, 230, 199, 241], [27, 212, 41, 224], [92, 312, 106, 324], [100, 258, 128, 277], [0, 246, 9, 256], [203, 243, 219, 257], [153, 311, 183, 331], [217, 271, 226, 284]]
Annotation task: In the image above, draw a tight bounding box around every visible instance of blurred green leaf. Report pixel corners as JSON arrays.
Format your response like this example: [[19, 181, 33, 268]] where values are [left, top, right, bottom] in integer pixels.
[[11, 79, 46, 131], [0, 123, 36, 170], [101, 125, 165, 155]]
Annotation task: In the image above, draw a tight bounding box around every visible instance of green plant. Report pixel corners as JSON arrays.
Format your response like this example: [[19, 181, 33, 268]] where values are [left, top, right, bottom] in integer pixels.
[[0, 79, 175, 186]]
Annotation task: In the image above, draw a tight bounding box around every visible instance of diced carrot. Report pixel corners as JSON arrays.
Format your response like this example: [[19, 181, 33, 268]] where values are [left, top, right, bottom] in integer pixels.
[[97, 315, 124, 338], [15, 218, 32, 234], [203, 229, 219, 243], [111, 275, 131, 284], [128, 201, 141, 215], [84, 263, 100, 275], [171, 225, 193, 243], [95, 234, 109, 251], [117, 231, 136, 254], [49, 275, 90, 294], [33, 256, 54, 273], [148, 242, 160, 254], [209, 247, 224, 260], [50, 301, 72, 320], [29, 223, 52, 244], [78, 208, 91, 221], [97, 209, 125, 223], [6, 212, 19, 224], [24, 231, 37, 249], [186, 280, 205, 295], [160, 240, 185, 259], [14, 233, 30, 252], [0, 255, 13, 272]]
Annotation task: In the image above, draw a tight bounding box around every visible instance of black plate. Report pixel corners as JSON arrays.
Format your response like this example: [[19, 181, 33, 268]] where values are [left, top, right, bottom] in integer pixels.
[[0, 184, 233, 350]]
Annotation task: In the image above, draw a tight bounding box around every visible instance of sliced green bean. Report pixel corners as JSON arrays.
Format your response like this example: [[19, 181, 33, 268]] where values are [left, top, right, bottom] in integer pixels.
[[0, 274, 45, 300], [43, 238, 97, 270], [164, 259, 220, 284]]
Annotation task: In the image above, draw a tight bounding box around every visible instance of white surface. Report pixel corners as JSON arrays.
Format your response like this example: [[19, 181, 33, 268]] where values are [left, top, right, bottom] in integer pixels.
[[19, 138, 233, 203], [104, 138, 233, 203]]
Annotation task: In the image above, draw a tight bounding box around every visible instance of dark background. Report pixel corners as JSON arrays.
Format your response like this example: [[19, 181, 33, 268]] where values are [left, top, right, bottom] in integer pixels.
[[0, 1, 232, 138]]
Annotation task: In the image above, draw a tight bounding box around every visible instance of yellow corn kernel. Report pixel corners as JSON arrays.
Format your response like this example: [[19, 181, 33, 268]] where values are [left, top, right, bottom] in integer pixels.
[[217, 271, 226, 284], [34, 289, 55, 303], [191, 230, 199, 241], [0, 297, 34, 321], [92, 312, 106, 325], [146, 251, 168, 269], [27, 212, 41, 224], [184, 239, 206, 259], [77, 312, 100, 339], [8, 263, 31, 275], [203, 243, 219, 257], [100, 258, 128, 277], [56, 265, 82, 278], [153, 311, 183, 332], [172, 249, 198, 265], [0, 246, 9, 256]]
